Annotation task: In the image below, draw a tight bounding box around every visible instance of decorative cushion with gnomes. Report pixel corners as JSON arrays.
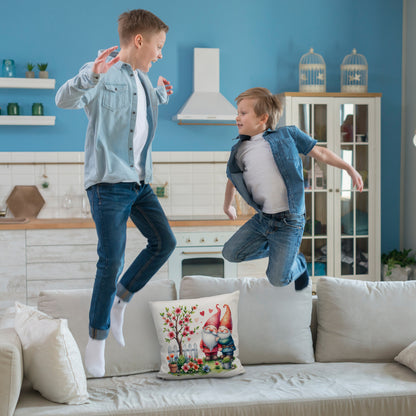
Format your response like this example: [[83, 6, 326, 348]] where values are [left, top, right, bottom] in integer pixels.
[[149, 291, 245, 379]]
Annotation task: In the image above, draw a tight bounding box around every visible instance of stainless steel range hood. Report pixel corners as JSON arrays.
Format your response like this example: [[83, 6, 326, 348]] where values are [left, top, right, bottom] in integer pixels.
[[173, 48, 237, 125]]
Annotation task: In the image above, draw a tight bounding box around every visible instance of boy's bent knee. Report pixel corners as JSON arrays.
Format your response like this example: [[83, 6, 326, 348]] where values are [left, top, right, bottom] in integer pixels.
[[161, 234, 176, 258], [267, 273, 292, 287]]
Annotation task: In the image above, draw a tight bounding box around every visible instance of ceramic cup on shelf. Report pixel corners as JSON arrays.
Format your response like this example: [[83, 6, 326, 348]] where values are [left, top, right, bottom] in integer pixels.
[[32, 103, 44, 116], [2, 59, 16, 77], [7, 103, 19, 115]]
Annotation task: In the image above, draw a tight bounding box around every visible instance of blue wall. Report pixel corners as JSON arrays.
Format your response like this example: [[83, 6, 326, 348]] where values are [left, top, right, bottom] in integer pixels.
[[0, 0, 403, 253]]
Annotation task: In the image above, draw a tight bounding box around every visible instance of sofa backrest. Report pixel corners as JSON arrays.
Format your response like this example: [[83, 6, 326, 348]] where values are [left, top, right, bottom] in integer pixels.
[[180, 275, 315, 365], [311, 296, 318, 346], [315, 277, 416, 362], [38, 279, 177, 378]]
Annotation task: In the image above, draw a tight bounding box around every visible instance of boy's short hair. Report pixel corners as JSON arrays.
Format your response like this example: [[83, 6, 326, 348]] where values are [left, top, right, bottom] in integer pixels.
[[118, 9, 169, 46], [235, 88, 283, 130]]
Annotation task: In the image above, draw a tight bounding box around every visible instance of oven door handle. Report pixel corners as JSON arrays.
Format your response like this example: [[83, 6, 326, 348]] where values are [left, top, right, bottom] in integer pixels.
[[181, 251, 223, 255]]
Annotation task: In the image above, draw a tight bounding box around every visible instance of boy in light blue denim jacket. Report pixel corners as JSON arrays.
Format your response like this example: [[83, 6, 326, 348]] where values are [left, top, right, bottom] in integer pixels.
[[223, 88, 363, 291], [56, 9, 176, 377]]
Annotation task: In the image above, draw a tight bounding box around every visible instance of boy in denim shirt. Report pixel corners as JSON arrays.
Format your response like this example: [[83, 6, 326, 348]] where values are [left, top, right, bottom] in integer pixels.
[[56, 9, 176, 377], [223, 88, 363, 290]]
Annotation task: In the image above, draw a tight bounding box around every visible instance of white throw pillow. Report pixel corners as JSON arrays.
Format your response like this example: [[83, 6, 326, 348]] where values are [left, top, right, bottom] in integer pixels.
[[395, 340, 416, 372], [14, 302, 88, 404], [179, 276, 315, 364], [37, 279, 177, 378], [150, 291, 245, 379], [315, 277, 416, 362]]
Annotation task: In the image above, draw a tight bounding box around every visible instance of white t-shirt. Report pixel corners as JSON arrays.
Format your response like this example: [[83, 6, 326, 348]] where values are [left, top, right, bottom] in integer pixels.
[[236, 132, 289, 214], [133, 72, 149, 181]]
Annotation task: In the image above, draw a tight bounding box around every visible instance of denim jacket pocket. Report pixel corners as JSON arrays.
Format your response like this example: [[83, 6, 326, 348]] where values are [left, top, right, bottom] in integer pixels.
[[102, 83, 128, 111]]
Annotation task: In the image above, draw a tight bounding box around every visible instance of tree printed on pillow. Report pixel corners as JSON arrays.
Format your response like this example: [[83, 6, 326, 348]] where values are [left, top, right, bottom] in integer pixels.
[[160, 303, 237, 376]]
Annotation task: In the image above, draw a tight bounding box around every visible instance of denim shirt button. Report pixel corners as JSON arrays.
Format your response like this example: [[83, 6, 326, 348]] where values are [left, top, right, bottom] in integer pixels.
[[130, 129, 133, 133]]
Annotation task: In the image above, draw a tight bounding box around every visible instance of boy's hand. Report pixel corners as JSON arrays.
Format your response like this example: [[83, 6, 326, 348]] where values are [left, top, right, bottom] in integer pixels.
[[158, 76, 173, 95], [224, 205, 237, 220], [348, 167, 364, 192], [92, 46, 120, 74]]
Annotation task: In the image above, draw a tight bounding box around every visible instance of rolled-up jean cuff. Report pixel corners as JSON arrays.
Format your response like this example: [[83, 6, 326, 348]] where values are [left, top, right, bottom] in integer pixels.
[[116, 283, 134, 303], [89, 326, 109, 340]]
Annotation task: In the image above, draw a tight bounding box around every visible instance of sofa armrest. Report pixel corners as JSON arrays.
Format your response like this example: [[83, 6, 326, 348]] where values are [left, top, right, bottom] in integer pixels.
[[0, 328, 24, 416]]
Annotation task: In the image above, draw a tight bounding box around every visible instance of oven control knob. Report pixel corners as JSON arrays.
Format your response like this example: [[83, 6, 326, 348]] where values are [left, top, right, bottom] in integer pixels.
[[200, 238, 205, 243], [186, 238, 191, 243], [214, 237, 219, 242]]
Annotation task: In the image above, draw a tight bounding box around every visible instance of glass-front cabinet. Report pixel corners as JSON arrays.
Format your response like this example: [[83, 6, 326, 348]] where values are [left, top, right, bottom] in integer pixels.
[[278, 93, 381, 288]]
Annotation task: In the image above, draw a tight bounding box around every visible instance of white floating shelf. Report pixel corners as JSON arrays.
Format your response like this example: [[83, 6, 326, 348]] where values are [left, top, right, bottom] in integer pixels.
[[0, 116, 56, 126], [0, 77, 56, 89]]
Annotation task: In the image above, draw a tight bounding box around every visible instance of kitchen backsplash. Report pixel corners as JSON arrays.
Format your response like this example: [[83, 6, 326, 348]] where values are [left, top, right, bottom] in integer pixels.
[[0, 151, 232, 218]]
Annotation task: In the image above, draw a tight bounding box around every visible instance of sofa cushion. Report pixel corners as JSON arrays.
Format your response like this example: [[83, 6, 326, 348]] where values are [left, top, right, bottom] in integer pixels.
[[315, 277, 416, 362], [179, 276, 315, 364], [395, 340, 416, 373], [14, 302, 88, 404], [37, 279, 177, 378], [150, 290, 245, 379], [0, 328, 23, 416], [13, 362, 416, 416]]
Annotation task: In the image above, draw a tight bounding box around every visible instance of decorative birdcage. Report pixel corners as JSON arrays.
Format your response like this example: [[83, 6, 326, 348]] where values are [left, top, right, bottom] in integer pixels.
[[299, 48, 326, 93], [340, 48, 368, 93]]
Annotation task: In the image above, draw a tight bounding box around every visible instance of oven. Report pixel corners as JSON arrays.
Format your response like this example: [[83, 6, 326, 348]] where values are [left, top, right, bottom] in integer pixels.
[[168, 230, 238, 294]]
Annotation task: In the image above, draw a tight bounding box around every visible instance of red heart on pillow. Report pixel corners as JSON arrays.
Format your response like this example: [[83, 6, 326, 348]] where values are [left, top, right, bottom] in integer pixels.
[[200, 311, 205, 316], [209, 308, 213, 313]]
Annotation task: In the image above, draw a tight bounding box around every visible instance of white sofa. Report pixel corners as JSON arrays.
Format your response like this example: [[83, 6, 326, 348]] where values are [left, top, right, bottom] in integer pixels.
[[2, 275, 416, 416]]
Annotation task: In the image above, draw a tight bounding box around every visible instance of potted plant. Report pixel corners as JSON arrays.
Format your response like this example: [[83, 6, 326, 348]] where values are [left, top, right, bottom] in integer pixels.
[[26, 63, 35, 78], [37, 63, 48, 79], [381, 249, 416, 281], [166, 354, 178, 373]]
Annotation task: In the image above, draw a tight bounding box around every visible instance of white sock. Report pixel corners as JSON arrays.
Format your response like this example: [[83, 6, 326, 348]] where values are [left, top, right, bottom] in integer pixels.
[[85, 338, 105, 378], [111, 296, 127, 347]]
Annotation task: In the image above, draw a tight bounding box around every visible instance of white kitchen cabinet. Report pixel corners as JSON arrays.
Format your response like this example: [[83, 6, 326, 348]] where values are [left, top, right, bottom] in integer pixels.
[[238, 259, 268, 278], [0, 77, 56, 126], [0, 226, 166, 310], [279, 92, 381, 286], [0, 230, 26, 312]]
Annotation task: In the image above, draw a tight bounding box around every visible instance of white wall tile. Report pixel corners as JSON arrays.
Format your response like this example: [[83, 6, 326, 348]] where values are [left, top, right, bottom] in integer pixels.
[[4, 151, 232, 218], [0, 152, 12, 163]]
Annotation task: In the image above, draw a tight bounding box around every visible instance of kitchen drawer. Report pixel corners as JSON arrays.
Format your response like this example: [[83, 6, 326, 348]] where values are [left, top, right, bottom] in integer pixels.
[[175, 231, 233, 247]]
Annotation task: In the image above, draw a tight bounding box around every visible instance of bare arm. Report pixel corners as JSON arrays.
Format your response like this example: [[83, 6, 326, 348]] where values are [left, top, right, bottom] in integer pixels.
[[223, 179, 237, 220], [308, 146, 363, 192]]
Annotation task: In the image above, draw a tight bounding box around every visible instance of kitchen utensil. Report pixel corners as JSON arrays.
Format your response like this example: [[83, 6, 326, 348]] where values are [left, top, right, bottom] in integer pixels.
[[6, 185, 45, 218]]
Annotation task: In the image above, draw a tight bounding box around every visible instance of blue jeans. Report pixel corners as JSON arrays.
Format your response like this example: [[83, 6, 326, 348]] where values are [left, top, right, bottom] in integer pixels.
[[222, 211, 306, 287], [87, 182, 176, 340]]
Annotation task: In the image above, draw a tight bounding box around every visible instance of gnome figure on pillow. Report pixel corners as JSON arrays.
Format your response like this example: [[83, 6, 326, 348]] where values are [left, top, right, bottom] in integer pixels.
[[217, 304, 236, 359], [200, 305, 221, 361]]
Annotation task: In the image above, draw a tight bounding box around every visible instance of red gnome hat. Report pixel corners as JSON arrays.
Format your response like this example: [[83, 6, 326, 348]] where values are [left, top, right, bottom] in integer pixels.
[[203, 304, 221, 328], [219, 304, 232, 331]]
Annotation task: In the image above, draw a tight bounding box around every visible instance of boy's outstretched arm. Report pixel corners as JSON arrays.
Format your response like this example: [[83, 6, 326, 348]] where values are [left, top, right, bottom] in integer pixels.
[[56, 46, 120, 109], [223, 179, 237, 220], [308, 146, 364, 192]]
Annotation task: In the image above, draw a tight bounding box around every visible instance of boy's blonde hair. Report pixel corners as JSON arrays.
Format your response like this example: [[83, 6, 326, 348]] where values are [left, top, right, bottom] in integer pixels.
[[235, 88, 283, 130], [118, 9, 169, 46]]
